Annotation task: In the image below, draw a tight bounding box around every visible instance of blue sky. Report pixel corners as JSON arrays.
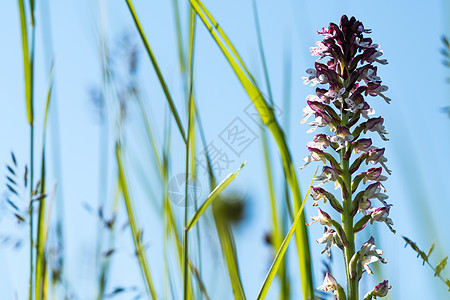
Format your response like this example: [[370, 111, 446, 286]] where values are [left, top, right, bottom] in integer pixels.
[[0, 0, 449, 299]]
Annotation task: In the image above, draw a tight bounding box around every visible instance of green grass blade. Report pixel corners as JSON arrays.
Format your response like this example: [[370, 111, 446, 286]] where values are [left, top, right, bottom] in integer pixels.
[[137, 96, 163, 175], [188, 1, 315, 298], [124, 0, 187, 144], [160, 111, 209, 300], [213, 216, 246, 300], [252, 2, 288, 296], [260, 129, 286, 288], [194, 0, 256, 85], [280, 39, 293, 300], [185, 163, 245, 232], [183, 58, 194, 300], [172, 0, 185, 73], [29, 0, 35, 26], [194, 113, 246, 299], [183, 7, 198, 299], [252, 0, 273, 105], [17, 0, 33, 125], [35, 62, 54, 300], [116, 144, 157, 300], [256, 168, 317, 300], [18, 2, 36, 299]]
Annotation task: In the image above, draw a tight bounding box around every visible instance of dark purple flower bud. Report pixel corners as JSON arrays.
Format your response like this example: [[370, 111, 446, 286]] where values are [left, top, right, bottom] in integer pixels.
[[362, 48, 388, 65], [365, 182, 383, 194], [364, 167, 387, 184], [371, 207, 389, 222], [309, 147, 325, 158], [359, 198, 371, 213], [315, 62, 338, 84], [360, 48, 377, 64], [316, 88, 331, 102], [307, 100, 327, 112], [355, 37, 373, 49], [365, 117, 384, 130], [328, 23, 344, 44], [340, 15, 349, 30], [326, 57, 340, 72], [367, 148, 385, 163], [314, 133, 328, 144], [349, 90, 365, 105], [372, 280, 391, 298], [364, 117, 389, 141], [366, 83, 391, 104], [353, 138, 373, 153], [336, 126, 353, 139], [315, 110, 333, 124], [359, 65, 381, 83]]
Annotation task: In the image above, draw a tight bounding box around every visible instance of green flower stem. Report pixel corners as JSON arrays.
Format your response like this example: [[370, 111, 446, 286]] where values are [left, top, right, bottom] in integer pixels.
[[341, 111, 358, 299]]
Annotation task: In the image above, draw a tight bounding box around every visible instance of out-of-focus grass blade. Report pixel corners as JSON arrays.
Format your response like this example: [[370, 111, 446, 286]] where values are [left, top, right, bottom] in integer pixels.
[[186, 163, 245, 232], [18, 2, 36, 299], [116, 144, 157, 300], [256, 168, 317, 300], [187, 8, 197, 181], [189, 1, 314, 298], [29, 0, 35, 26], [194, 0, 256, 84], [18, 0, 33, 125], [182, 7, 198, 299], [172, 0, 185, 73], [35, 61, 54, 300], [195, 109, 246, 300], [252, 0, 273, 105], [213, 216, 246, 300], [137, 96, 163, 175], [124, 0, 186, 144], [160, 113, 209, 300], [252, 1, 288, 296]]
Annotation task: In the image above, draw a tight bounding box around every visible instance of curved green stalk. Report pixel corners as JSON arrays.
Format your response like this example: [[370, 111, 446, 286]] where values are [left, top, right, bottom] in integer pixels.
[[124, 0, 187, 144], [187, 1, 314, 298], [257, 169, 317, 299]]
